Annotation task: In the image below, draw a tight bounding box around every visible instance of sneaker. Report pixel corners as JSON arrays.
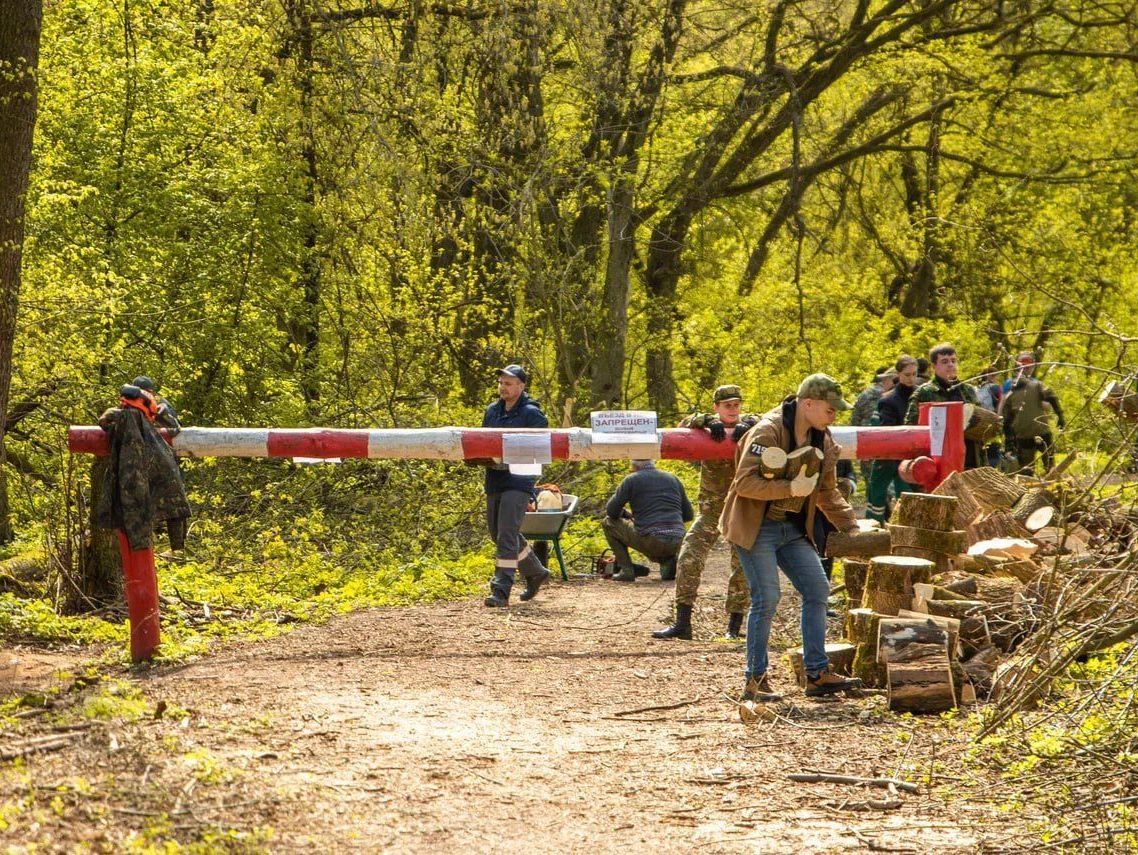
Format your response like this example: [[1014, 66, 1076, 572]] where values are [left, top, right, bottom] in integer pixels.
[[805, 669, 863, 697], [741, 673, 783, 702], [613, 565, 637, 582], [518, 569, 550, 602]]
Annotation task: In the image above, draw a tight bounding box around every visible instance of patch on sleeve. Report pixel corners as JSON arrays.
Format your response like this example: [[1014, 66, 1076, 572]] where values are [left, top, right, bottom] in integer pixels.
[[747, 442, 766, 457]]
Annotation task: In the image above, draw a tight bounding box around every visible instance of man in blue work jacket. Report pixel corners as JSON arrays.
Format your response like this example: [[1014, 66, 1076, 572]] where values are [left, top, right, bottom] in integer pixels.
[[475, 365, 553, 607]]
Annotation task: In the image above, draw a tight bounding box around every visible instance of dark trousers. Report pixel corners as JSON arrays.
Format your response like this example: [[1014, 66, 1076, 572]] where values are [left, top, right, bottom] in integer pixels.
[[1012, 433, 1054, 475], [601, 516, 682, 570], [486, 491, 546, 594]]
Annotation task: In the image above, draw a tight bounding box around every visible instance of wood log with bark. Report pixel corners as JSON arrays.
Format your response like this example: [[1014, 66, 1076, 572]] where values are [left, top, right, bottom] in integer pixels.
[[891, 545, 953, 574], [882, 629, 956, 714], [887, 524, 967, 555], [825, 528, 891, 559], [877, 617, 951, 664], [754, 445, 788, 480], [959, 645, 1001, 697], [935, 467, 1025, 511], [787, 642, 856, 687], [845, 608, 886, 688], [1010, 488, 1056, 531], [892, 493, 958, 532], [897, 609, 960, 659], [917, 598, 992, 654], [967, 512, 1032, 545], [912, 582, 970, 603], [861, 555, 934, 615], [842, 559, 869, 608]]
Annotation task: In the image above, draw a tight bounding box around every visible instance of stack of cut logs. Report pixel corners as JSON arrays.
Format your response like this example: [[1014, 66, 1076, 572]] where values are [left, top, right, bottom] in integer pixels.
[[823, 466, 1083, 713]]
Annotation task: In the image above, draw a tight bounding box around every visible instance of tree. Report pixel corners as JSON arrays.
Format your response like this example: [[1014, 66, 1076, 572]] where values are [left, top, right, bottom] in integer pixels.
[[0, 0, 43, 543]]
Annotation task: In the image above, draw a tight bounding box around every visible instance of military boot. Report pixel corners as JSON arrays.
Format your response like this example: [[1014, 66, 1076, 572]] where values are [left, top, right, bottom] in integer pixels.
[[741, 673, 782, 702], [805, 669, 864, 697], [725, 612, 745, 639], [652, 604, 692, 640], [518, 569, 550, 602], [658, 557, 678, 581]]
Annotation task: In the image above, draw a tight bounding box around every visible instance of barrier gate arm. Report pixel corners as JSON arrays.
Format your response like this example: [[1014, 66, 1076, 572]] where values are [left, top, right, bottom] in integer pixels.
[[67, 401, 965, 661]]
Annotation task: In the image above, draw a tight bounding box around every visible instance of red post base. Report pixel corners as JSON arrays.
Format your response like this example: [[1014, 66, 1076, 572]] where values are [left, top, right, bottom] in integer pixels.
[[116, 531, 161, 662]]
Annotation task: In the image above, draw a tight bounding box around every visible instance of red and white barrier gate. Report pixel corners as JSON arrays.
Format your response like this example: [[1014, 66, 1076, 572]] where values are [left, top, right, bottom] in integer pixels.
[[68, 401, 965, 660]]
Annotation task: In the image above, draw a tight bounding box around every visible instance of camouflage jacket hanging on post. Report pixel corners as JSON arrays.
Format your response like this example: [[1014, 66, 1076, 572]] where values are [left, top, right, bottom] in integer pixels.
[[94, 406, 191, 550]]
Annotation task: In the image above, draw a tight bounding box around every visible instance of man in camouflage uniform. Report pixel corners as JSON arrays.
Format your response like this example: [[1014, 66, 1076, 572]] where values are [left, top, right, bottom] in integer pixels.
[[851, 368, 894, 482], [653, 385, 757, 641], [905, 343, 983, 469]]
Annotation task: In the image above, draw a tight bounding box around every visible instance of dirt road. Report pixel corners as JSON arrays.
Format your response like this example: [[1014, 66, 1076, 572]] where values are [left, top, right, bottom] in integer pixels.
[[2, 544, 1036, 852]]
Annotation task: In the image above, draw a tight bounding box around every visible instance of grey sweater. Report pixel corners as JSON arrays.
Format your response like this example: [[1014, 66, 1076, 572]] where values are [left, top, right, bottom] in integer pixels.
[[606, 467, 694, 538]]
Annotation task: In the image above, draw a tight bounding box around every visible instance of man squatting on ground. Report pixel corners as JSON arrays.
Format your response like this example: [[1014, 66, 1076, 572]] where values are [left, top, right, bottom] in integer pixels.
[[602, 460, 694, 582], [472, 365, 553, 607], [653, 384, 756, 641], [720, 375, 863, 700]]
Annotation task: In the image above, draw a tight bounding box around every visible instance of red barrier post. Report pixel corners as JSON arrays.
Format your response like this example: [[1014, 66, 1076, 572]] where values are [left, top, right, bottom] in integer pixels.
[[116, 532, 161, 662], [916, 401, 966, 488]]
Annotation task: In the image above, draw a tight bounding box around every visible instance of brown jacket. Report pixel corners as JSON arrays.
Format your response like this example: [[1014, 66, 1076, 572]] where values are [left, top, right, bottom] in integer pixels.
[[718, 399, 858, 550]]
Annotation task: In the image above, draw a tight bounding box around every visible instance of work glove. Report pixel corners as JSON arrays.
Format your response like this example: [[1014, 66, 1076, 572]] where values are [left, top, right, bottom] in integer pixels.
[[732, 423, 750, 442], [789, 473, 819, 498], [707, 420, 727, 442]]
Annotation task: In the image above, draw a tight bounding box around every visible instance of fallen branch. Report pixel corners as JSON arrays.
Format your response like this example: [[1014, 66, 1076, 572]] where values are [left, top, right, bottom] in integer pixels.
[[612, 696, 701, 717], [788, 771, 920, 794]]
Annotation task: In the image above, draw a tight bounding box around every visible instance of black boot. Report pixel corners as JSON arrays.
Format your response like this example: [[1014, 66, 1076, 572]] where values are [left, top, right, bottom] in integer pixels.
[[725, 612, 744, 639], [632, 563, 651, 578], [613, 564, 637, 582], [652, 604, 692, 640], [484, 587, 510, 607], [659, 557, 677, 581], [484, 572, 512, 607], [518, 569, 550, 602]]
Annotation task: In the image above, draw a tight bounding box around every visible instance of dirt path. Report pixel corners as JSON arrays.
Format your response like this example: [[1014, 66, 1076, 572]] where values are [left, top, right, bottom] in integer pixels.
[[2, 545, 1039, 852]]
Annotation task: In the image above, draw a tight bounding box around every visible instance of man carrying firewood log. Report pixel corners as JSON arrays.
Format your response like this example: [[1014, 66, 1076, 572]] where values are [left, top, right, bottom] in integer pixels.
[[720, 374, 864, 701]]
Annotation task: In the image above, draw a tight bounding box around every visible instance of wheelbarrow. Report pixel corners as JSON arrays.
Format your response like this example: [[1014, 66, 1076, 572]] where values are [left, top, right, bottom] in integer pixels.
[[520, 493, 579, 581]]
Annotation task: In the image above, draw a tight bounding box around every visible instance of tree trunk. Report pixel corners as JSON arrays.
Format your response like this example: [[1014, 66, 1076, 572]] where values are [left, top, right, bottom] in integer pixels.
[[61, 457, 123, 615], [846, 607, 886, 688], [861, 555, 934, 615], [892, 492, 958, 531], [590, 181, 636, 408], [0, 0, 43, 544]]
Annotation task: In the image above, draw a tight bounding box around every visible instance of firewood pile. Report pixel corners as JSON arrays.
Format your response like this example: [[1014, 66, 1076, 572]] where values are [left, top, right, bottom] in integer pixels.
[[828, 458, 1138, 716]]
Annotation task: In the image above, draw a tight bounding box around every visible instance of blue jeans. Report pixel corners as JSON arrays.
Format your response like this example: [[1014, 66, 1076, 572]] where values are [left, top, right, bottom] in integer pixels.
[[734, 519, 830, 679]]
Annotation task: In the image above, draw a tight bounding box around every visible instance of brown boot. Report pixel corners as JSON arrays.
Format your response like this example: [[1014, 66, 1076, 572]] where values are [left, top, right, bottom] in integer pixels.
[[805, 669, 863, 697], [741, 673, 782, 702]]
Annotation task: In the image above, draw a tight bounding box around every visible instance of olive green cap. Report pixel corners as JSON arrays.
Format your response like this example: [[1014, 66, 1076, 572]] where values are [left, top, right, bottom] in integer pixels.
[[796, 374, 851, 411], [713, 384, 743, 403]]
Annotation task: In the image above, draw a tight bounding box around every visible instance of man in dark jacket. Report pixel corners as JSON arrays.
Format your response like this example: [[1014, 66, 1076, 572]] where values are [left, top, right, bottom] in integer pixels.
[[604, 460, 694, 582], [477, 365, 553, 607], [866, 355, 918, 521], [905, 343, 983, 468]]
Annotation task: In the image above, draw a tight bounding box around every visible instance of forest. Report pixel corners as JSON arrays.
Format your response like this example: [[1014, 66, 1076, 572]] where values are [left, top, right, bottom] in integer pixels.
[[2, 0, 1138, 849]]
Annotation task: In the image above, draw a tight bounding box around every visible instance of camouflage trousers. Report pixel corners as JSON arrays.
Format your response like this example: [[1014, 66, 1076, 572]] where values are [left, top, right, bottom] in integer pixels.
[[674, 499, 750, 614]]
